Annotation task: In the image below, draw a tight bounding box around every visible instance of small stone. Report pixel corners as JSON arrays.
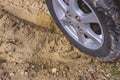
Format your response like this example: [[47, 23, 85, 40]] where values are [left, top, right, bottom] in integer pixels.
[[2, 71, 9, 77], [24, 70, 29, 76], [14, 62, 18, 65], [106, 73, 112, 77], [31, 65, 35, 69], [52, 68, 57, 73], [24, 71, 28, 76], [79, 71, 82, 73], [56, 72, 59, 76], [1, 71, 9, 79], [41, 65, 43, 69], [62, 71, 66, 74], [20, 70, 24, 75], [9, 72, 15, 76], [47, 74, 50, 77], [89, 65, 95, 74]]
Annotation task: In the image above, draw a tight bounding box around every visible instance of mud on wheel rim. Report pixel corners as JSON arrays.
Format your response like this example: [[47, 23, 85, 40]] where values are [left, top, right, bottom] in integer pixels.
[[52, 0, 104, 50]]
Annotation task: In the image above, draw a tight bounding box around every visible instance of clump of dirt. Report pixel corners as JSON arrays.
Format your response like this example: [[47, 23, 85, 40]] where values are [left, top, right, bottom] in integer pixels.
[[0, 6, 120, 80]]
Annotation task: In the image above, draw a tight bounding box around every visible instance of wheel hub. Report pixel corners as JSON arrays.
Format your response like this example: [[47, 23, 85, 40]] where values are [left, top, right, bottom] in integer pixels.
[[52, 0, 104, 50]]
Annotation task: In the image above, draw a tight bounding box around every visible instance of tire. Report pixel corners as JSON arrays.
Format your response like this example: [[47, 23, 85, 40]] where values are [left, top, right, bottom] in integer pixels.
[[45, 0, 120, 61]]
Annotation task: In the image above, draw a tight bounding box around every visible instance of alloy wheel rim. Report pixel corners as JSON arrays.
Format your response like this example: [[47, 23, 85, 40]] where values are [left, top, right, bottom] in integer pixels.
[[52, 0, 104, 50]]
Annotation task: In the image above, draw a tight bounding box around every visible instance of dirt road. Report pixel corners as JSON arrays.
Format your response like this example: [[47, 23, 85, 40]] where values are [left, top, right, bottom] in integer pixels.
[[0, 6, 120, 80]]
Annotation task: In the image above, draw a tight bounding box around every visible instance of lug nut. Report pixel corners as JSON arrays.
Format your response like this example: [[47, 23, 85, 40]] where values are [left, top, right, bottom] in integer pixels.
[[76, 16, 81, 22], [78, 26, 83, 32], [66, 11, 71, 16]]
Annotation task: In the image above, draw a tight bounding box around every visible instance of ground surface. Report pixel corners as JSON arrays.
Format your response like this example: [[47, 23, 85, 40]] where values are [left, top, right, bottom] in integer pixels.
[[0, 7, 120, 80]]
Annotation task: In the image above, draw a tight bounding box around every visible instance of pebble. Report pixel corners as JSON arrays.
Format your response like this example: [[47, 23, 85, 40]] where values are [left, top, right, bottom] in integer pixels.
[[24, 71, 28, 76], [2, 71, 9, 77], [20, 70, 29, 76], [14, 62, 18, 65], [31, 65, 35, 69], [62, 71, 66, 74], [106, 73, 112, 77], [9, 72, 15, 76], [24, 70, 29, 76], [89, 65, 95, 74], [52, 68, 57, 73], [47, 73, 50, 77], [20, 70, 24, 75]]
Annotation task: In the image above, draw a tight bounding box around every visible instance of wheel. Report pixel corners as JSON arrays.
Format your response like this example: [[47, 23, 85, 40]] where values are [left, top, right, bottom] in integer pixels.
[[45, 0, 120, 61]]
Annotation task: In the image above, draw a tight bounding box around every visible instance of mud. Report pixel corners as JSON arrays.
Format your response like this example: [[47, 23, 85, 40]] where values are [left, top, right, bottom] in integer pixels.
[[0, 6, 120, 80], [0, 0, 59, 32]]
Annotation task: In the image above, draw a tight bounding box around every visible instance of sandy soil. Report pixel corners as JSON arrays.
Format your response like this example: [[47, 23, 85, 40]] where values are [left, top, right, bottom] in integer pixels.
[[0, 6, 120, 80]]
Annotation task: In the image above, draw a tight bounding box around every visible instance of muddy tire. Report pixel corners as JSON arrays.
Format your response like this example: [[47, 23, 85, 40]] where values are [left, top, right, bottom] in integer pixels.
[[46, 0, 120, 61]]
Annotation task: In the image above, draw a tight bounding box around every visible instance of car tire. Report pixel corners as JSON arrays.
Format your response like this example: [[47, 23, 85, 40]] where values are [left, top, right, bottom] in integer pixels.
[[45, 0, 120, 61]]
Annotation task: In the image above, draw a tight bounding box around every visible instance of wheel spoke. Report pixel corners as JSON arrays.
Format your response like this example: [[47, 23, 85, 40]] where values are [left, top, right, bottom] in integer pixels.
[[81, 24, 102, 45], [59, 16, 70, 26], [81, 13, 98, 23], [68, 0, 84, 17], [56, 0, 68, 12], [68, 0, 76, 7], [85, 31, 102, 45], [75, 28, 84, 43]]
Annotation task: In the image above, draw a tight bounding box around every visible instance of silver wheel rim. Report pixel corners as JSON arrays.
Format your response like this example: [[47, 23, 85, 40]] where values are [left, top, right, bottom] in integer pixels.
[[52, 0, 104, 50]]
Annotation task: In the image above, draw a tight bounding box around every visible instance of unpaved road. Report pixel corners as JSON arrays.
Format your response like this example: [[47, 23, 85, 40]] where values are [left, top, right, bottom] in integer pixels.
[[0, 6, 120, 80]]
